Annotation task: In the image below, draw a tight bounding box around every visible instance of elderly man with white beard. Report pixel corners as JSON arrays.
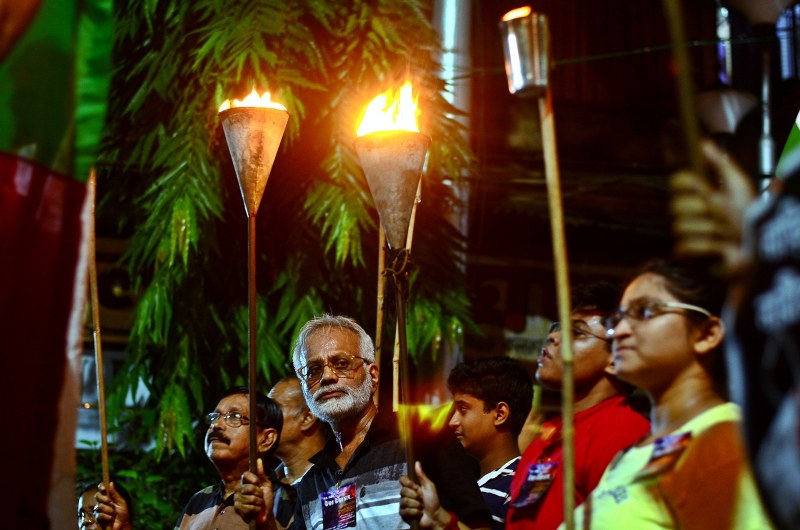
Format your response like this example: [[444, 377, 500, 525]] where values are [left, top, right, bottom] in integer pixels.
[[235, 314, 491, 530]]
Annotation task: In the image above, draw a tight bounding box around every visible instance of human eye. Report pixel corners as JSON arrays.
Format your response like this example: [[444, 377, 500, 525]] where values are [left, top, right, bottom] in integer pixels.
[[226, 413, 245, 427], [332, 357, 352, 370], [305, 363, 323, 379], [639, 301, 663, 320], [572, 325, 591, 338], [624, 300, 649, 321]]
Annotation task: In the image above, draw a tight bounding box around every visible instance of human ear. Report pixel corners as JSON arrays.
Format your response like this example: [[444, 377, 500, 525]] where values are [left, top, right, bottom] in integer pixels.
[[368, 362, 380, 391], [693, 316, 725, 356], [494, 402, 511, 427], [299, 409, 317, 433], [258, 427, 278, 454]]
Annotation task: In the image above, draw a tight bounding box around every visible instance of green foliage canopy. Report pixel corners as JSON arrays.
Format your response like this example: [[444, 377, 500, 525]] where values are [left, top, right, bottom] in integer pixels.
[[95, 0, 476, 475]]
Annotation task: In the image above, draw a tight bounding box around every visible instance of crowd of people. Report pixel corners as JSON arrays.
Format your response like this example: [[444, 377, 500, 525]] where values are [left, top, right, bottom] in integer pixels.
[[82, 136, 797, 529]]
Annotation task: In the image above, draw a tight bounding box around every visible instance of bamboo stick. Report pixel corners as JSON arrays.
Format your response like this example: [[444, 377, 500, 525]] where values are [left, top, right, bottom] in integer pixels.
[[375, 227, 386, 407], [87, 169, 110, 488], [663, 0, 705, 178], [538, 90, 575, 530], [393, 179, 422, 412]]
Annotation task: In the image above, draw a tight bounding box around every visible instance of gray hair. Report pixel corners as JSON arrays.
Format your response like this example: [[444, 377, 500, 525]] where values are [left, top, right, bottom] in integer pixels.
[[291, 314, 375, 370]]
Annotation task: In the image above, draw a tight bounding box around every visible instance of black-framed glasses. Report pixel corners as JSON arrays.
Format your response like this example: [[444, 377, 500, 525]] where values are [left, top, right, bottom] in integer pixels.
[[205, 411, 250, 428], [604, 299, 712, 337], [78, 508, 96, 526], [549, 320, 610, 343], [296, 354, 369, 385]]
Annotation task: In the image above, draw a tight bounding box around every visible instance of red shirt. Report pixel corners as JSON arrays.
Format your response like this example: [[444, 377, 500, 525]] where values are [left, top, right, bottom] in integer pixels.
[[506, 395, 650, 530]]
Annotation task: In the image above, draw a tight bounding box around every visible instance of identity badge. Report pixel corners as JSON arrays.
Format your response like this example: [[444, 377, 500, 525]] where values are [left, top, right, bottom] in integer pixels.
[[511, 461, 559, 508], [320, 483, 357, 529], [636, 431, 692, 480]]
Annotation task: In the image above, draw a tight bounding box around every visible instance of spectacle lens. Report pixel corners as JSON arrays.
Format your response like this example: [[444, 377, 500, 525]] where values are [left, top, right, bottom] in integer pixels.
[[605, 299, 712, 336], [206, 412, 249, 428], [296, 354, 368, 384]]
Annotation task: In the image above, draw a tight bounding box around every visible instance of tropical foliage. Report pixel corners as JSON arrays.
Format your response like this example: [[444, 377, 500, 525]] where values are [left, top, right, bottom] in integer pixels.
[[87, 0, 476, 515]]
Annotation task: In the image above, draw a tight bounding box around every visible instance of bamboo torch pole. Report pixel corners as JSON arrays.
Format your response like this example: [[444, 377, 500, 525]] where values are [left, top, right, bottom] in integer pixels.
[[87, 169, 110, 488], [499, 9, 575, 528], [663, 0, 705, 178], [375, 226, 386, 407], [539, 87, 575, 530], [393, 179, 422, 411]]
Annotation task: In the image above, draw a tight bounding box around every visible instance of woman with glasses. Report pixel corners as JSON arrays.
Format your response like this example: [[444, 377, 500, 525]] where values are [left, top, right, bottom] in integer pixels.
[[565, 258, 774, 529]]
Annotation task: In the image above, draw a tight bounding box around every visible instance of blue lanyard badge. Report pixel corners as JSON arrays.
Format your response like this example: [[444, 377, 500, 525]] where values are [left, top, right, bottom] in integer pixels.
[[511, 461, 559, 508], [635, 431, 692, 480], [320, 483, 357, 530]]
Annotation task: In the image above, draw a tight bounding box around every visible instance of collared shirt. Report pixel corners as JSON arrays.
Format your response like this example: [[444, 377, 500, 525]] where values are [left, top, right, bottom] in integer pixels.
[[173, 481, 248, 529], [507, 395, 651, 530], [292, 409, 491, 530]]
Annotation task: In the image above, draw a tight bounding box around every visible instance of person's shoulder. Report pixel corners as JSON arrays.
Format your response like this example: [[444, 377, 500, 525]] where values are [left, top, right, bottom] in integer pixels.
[[179, 483, 222, 514], [596, 396, 649, 424], [579, 397, 650, 440]]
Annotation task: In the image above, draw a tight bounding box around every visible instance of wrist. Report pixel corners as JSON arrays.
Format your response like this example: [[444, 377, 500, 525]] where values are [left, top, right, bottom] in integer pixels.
[[441, 511, 458, 530]]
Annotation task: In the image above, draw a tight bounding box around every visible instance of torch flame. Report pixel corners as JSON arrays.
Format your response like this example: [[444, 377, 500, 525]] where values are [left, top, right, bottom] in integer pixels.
[[219, 88, 287, 112], [356, 82, 420, 137], [502, 6, 532, 21]]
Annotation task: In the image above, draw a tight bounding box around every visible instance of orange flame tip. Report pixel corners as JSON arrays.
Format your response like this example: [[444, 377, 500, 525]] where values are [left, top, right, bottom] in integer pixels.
[[219, 88, 287, 112], [502, 6, 532, 22]]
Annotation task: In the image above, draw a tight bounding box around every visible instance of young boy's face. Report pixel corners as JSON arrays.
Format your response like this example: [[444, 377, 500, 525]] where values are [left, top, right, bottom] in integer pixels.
[[449, 391, 498, 458]]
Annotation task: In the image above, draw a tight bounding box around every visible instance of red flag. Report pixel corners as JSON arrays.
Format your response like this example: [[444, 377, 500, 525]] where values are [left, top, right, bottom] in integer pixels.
[[0, 0, 111, 526], [0, 154, 89, 526]]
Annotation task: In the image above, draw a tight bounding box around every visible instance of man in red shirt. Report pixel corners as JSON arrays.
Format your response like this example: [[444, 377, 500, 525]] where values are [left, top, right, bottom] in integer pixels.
[[506, 282, 650, 530]]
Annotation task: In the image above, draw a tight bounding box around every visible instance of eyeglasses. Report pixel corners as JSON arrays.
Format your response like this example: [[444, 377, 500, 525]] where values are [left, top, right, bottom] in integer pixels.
[[79, 509, 96, 526], [604, 300, 712, 337], [296, 354, 369, 385], [549, 320, 610, 343], [205, 411, 250, 428]]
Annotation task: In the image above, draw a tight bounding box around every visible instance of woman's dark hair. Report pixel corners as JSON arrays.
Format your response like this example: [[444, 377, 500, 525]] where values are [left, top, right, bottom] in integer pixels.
[[635, 257, 729, 394], [636, 257, 728, 317]]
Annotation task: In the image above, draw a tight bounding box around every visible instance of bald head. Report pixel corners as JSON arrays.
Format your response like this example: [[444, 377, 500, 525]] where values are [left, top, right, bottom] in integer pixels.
[[269, 376, 329, 463], [269, 377, 307, 418]]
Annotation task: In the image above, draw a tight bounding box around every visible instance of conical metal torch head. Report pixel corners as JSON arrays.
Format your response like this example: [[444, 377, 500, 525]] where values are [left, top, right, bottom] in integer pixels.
[[220, 106, 289, 216], [354, 131, 430, 250]]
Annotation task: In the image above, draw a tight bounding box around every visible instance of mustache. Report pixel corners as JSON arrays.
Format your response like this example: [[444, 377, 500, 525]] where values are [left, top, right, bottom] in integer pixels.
[[312, 384, 352, 400], [206, 428, 229, 444]]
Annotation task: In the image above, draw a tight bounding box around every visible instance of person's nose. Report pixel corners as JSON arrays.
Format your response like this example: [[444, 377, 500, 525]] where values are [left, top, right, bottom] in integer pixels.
[[319, 361, 339, 384], [448, 412, 460, 429], [608, 316, 632, 340], [545, 332, 560, 350]]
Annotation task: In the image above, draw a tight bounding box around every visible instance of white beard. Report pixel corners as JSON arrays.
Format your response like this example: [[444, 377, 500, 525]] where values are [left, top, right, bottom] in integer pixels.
[[304, 374, 373, 424]]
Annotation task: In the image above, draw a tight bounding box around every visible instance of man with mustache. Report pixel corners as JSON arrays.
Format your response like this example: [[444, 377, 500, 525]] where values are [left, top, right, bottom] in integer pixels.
[[95, 386, 282, 529], [236, 314, 491, 529]]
